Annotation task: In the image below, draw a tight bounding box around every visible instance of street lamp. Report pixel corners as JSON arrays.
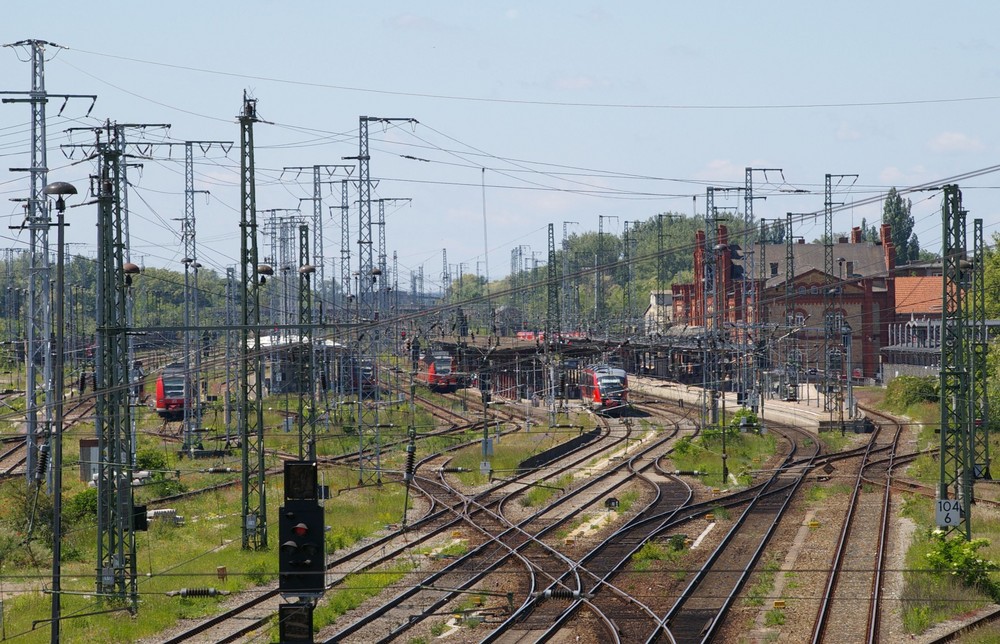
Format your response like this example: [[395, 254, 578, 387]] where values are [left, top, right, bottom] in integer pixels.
[[43, 179, 77, 644]]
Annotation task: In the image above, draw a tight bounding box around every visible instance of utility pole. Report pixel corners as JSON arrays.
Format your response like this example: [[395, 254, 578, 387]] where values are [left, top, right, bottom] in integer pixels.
[[238, 92, 269, 550], [824, 174, 857, 414], [938, 184, 971, 539], [181, 140, 231, 452], [93, 123, 139, 609], [298, 225, 316, 461], [971, 218, 990, 482], [2, 39, 95, 481], [562, 221, 578, 331], [597, 215, 618, 334], [744, 168, 781, 412], [344, 116, 416, 485], [281, 164, 355, 323]]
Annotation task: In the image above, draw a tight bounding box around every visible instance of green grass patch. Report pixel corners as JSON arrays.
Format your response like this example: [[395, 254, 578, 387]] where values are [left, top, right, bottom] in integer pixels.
[[669, 428, 776, 487], [313, 560, 416, 628], [744, 557, 781, 607], [764, 608, 786, 626], [897, 496, 995, 634], [804, 483, 853, 503]]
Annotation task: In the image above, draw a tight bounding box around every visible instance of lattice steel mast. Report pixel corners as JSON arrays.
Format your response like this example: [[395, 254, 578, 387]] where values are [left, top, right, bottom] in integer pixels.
[[939, 184, 971, 539], [2, 40, 95, 479], [347, 116, 415, 484], [93, 124, 137, 607], [238, 93, 268, 550], [971, 218, 990, 482], [298, 225, 316, 460]]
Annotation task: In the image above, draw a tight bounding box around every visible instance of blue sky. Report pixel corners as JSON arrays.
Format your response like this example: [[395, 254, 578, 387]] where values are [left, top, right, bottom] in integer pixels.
[[3, 2, 999, 288]]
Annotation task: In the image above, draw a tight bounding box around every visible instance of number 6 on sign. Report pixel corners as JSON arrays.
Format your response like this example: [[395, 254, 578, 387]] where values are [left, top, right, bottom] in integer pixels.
[[936, 499, 962, 527]]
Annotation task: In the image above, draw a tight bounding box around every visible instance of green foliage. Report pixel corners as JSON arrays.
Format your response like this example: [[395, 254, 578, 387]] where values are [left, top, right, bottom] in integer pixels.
[[924, 530, 1000, 598], [764, 608, 786, 626], [728, 407, 759, 431], [884, 376, 937, 412], [63, 487, 98, 524], [883, 187, 919, 263]]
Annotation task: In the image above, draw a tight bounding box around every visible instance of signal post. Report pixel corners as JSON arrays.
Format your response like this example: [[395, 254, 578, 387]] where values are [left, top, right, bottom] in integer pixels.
[[278, 461, 327, 642]]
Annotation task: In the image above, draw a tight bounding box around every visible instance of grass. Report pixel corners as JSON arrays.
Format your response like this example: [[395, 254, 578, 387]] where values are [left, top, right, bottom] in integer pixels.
[[764, 608, 786, 626], [804, 483, 852, 503], [669, 429, 777, 486], [0, 439, 411, 644], [898, 495, 995, 633], [744, 557, 781, 607]]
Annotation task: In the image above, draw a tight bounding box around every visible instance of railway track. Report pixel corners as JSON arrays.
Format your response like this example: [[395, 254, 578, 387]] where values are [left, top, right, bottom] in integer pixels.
[[810, 406, 902, 643], [657, 423, 820, 643], [479, 402, 697, 643], [157, 396, 626, 642]]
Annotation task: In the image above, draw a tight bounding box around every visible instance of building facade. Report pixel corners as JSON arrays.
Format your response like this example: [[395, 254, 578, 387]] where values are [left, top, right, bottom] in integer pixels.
[[670, 223, 897, 379]]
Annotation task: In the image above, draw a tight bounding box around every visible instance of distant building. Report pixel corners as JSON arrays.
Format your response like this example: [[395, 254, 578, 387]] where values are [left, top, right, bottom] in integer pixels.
[[643, 291, 673, 335], [670, 223, 897, 379]]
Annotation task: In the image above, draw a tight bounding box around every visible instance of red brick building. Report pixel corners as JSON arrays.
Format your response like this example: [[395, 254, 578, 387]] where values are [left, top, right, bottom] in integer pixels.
[[670, 224, 897, 378]]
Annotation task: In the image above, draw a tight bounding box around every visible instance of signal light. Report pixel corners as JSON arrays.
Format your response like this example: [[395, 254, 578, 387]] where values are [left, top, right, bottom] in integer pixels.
[[278, 502, 326, 597]]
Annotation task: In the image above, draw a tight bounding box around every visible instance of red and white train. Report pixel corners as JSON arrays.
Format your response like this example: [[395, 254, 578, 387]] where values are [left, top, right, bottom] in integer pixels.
[[418, 351, 458, 392], [579, 365, 628, 413], [155, 362, 189, 420]]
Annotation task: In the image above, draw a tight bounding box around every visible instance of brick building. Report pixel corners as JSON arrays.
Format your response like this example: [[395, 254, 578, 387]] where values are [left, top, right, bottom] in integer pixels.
[[670, 223, 897, 379]]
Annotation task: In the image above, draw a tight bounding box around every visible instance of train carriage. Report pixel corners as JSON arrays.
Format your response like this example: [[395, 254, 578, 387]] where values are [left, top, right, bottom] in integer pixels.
[[155, 362, 189, 420], [418, 351, 458, 392], [579, 364, 628, 413]]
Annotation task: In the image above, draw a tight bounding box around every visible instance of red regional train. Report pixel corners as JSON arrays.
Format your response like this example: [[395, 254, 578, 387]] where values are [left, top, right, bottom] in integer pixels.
[[579, 365, 628, 413], [155, 362, 189, 420], [418, 351, 458, 392]]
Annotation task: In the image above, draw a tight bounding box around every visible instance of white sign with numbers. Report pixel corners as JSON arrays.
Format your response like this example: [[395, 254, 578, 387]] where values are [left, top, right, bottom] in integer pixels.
[[936, 499, 962, 527]]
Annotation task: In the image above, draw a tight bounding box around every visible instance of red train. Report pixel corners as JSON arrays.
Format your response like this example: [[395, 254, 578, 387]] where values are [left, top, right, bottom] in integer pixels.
[[155, 362, 189, 420], [580, 365, 628, 413], [418, 351, 458, 392]]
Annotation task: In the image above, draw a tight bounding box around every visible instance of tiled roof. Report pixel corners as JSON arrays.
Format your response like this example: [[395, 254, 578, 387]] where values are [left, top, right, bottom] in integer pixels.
[[895, 276, 941, 315], [735, 241, 886, 282]]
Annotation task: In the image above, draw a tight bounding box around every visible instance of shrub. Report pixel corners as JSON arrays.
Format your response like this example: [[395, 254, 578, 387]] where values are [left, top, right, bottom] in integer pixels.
[[64, 487, 98, 524], [884, 376, 937, 412], [924, 529, 1000, 599]]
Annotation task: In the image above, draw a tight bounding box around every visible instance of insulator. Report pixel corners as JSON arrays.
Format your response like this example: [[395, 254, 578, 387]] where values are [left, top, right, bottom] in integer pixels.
[[543, 589, 579, 599], [34, 443, 51, 482], [403, 443, 416, 482], [177, 587, 223, 597]]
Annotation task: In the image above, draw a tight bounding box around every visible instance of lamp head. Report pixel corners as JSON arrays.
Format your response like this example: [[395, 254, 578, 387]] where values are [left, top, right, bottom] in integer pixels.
[[43, 181, 78, 213]]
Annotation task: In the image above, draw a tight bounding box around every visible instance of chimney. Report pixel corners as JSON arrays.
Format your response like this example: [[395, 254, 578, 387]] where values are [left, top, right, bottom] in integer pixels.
[[850, 227, 862, 243]]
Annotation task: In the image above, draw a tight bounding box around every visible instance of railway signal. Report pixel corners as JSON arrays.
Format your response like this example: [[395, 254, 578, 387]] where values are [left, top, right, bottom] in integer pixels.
[[278, 502, 326, 597], [279, 461, 325, 597]]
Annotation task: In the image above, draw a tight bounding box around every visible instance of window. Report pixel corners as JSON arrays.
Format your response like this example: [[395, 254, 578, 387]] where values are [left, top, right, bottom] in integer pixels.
[[770, 262, 779, 277]]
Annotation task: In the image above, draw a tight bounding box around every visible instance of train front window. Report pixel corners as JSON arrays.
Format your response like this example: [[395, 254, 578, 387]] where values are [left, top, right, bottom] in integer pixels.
[[434, 360, 452, 374], [598, 377, 622, 393], [164, 380, 185, 397]]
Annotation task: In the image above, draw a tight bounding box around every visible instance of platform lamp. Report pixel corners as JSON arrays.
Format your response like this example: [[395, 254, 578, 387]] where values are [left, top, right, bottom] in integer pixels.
[[44, 179, 77, 644]]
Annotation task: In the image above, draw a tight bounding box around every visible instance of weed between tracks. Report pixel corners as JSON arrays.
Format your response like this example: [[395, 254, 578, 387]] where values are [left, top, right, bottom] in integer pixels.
[[744, 557, 781, 607]]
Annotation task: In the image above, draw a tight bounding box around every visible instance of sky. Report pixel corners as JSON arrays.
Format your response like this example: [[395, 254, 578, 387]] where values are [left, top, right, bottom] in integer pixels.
[[3, 2, 1000, 293]]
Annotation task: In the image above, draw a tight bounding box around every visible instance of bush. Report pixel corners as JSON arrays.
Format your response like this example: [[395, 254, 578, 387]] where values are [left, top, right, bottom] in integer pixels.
[[64, 487, 98, 525], [924, 529, 1000, 599], [885, 376, 937, 412]]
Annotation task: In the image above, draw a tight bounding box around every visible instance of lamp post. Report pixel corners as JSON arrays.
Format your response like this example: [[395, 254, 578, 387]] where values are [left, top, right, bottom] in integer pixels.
[[43, 180, 77, 644]]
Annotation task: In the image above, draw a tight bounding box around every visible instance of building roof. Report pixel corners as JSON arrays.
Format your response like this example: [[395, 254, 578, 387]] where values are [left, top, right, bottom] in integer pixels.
[[736, 240, 887, 285], [895, 276, 941, 316]]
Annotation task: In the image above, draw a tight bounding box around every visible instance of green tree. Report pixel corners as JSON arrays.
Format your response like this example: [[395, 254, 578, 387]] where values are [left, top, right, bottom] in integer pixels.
[[984, 232, 1000, 318], [859, 217, 878, 242], [883, 187, 918, 263]]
